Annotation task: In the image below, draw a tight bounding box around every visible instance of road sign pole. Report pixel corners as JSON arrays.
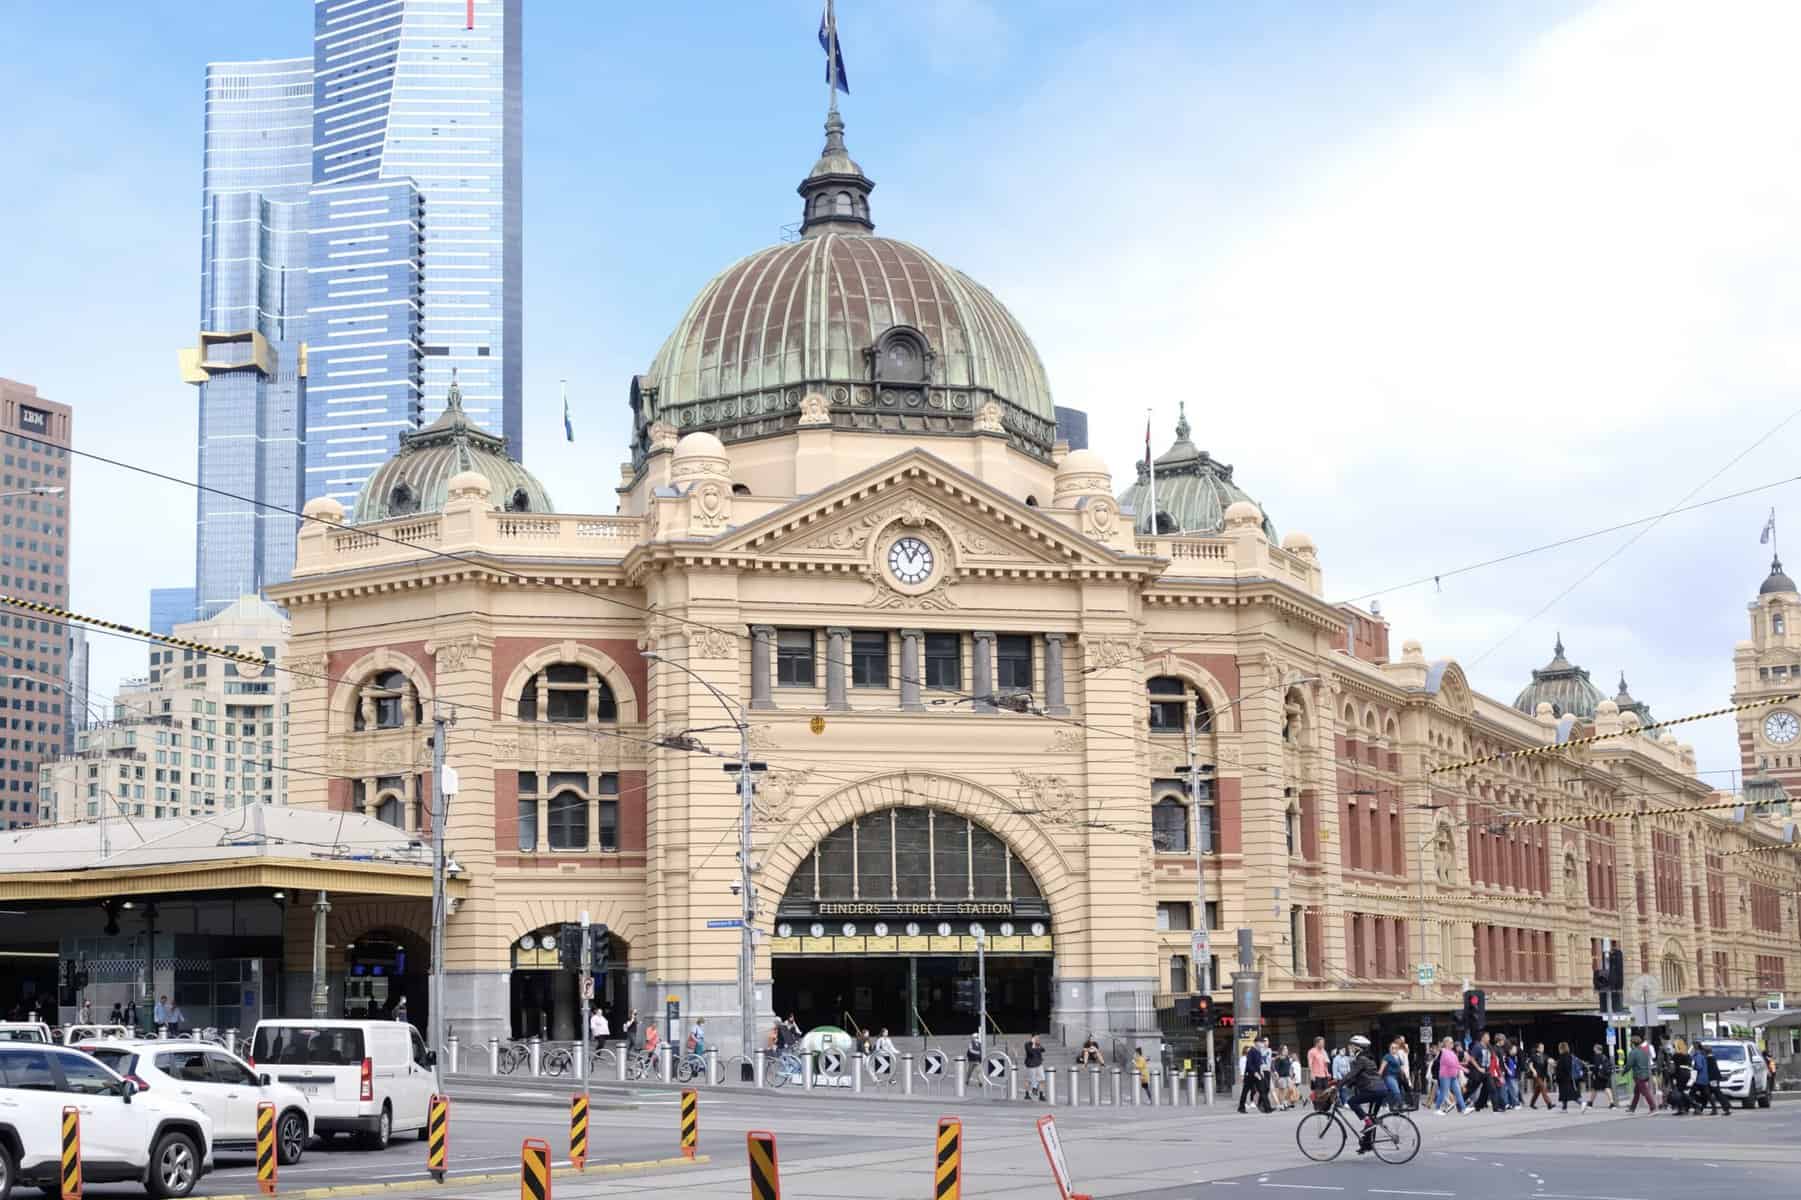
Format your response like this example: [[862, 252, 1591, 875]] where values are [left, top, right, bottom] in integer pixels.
[[579, 911, 592, 1087], [976, 930, 987, 1061]]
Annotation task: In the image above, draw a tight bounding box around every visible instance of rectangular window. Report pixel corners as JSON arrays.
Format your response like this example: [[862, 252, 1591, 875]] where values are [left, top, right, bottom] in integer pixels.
[[1170, 954, 1190, 994], [776, 629, 815, 687], [1157, 901, 1192, 931], [850, 631, 889, 688], [923, 633, 961, 690], [996, 634, 1033, 691], [548, 790, 587, 851], [517, 772, 537, 852], [1152, 791, 1188, 852], [597, 774, 620, 852]]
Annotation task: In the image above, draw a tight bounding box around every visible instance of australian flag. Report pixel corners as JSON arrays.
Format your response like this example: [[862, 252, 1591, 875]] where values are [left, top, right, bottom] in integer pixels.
[[819, 1, 849, 94]]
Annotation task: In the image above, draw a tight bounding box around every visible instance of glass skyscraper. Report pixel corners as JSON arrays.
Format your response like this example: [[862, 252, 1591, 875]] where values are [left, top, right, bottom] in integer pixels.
[[306, 0, 522, 508], [182, 57, 314, 618]]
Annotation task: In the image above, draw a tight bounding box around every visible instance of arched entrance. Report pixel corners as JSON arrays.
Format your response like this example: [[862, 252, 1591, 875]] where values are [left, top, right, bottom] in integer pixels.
[[342, 929, 426, 1024], [510, 926, 630, 1041], [770, 806, 1053, 1037]]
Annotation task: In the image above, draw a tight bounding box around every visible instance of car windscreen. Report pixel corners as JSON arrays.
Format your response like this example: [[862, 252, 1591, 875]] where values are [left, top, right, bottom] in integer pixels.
[[0, 1029, 48, 1043], [253, 1026, 365, 1065], [84, 1047, 138, 1075], [1705, 1043, 1747, 1062]]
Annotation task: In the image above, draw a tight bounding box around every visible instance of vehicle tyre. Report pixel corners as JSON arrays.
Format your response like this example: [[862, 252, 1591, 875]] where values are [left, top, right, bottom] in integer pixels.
[[277, 1109, 308, 1165], [1295, 1112, 1345, 1163], [1759, 1085, 1772, 1109], [1371, 1114, 1421, 1165], [361, 1105, 392, 1151], [0, 1138, 15, 1200], [148, 1131, 202, 1199]]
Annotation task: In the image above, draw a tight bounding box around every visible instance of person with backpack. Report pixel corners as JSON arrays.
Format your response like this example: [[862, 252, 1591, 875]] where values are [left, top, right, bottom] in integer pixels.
[[1023, 1035, 1047, 1101], [1499, 1039, 1521, 1110], [963, 1030, 985, 1086], [1554, 1041, 1582, 1110], [1582, 1042, 1616, 1109]]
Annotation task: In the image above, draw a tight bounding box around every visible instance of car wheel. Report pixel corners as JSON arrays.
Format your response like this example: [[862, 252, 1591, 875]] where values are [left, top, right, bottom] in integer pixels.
[[0, 1138, 15, 1200], [148, 1131, 201, 1199], [1759, 1085, 1772, 1109], [277, 1110, 308, 1165], [363, 1105, 392, 1151]]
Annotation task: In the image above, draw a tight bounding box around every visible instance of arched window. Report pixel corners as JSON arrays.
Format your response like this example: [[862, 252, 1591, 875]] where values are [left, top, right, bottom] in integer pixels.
[[548, 789, 587, 851], [1285, 805, 1300, 856], [518, 664, 617, 723], [1775, 608, 1786, 635], [780, 807, 1045, 905], [520, 771, 620, 854], [354, 670, 421, 731], [388, 483, 418, 515], [1152, 796, 1189, 852], [732, 483, 751, 496], [1153, 510, 1177, 534], [1148, 676, 1211, 733], [506, 487, 532, 513], [834, 191, 852, 215], [377, 794, 403, 828]]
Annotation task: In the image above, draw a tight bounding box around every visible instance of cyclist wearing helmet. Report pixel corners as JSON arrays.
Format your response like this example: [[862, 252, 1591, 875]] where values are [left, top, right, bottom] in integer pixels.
[[1340, 1035, 1391, 1153]]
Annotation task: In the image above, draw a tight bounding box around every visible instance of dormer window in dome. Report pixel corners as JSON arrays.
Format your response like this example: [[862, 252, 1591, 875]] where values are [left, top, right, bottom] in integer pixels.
[[867, 326, 934, 386], [506, 487, 532, 513], [389, 483, 419, 516]]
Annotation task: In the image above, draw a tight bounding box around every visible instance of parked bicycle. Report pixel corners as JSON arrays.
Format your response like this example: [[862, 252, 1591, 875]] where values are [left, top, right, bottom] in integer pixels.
[[496, 1040, 532, 1074], [766, 1050, 804, 1088], [1295, 1097, 1420, 1165], [542, 1045, 576, 1076], [674, 1051, 710, 1083]]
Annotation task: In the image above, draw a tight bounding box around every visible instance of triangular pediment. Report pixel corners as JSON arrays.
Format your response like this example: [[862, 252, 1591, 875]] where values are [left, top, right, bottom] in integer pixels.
[[710, 449, 1131, 572]]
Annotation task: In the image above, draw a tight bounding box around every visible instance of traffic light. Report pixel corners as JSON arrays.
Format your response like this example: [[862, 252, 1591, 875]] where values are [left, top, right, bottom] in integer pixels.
[[1607, 947, 1624, 991], [1193, 994, 1216, 1029], [588, 924, 610, 972], [1462, 988, 1487, 1033], [558, 923, 585, 971], [1593, 967, 1609, 994]]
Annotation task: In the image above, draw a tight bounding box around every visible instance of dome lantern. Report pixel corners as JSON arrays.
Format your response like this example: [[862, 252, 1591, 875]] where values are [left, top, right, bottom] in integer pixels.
[[1117, 401, 1277, 539], [798, 111, 874, 236]]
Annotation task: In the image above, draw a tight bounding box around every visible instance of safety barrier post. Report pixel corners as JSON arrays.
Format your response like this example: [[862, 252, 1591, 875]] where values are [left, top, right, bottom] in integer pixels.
[[224, 1029, 237, 1054], [753, 1049, 766, 1089], [802, 1052, 815, 1090], [447, 1036, 459, 1075], [569, 1092, 588, 1171], [1150, 1070, 1161, 1106], [1007, 1065, 1019, 1102], [851, 1053, 864, 1095], [747, 1131, 780, 1200], [427, 1094, 449, 1182], [1067, 1065, 1079, 1106], [954, 1064, 966, 1099], [680, 1089, 698, 1159], [706, 1047, 719, 1086], [520, 1138, 551, 1200], [935, 1117, 962, 1200], [1110, 1067, 1122, 1106], [1088, 1066, 1101, 1106], [1046, 1066, 1057, 1106], [659, 1044, 672, 1084], [902, 1054, 914, 1096], [528, 1037, 542, 1076], [488, 1037, 500, 1074], [60, 1107, 81, 1200], [253, 1100, 277, 1195], [617, 1045, 627, 1083]]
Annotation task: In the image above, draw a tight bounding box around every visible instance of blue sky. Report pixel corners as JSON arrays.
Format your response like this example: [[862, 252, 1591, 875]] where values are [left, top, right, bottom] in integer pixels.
[[3, 1, 1800, 782]]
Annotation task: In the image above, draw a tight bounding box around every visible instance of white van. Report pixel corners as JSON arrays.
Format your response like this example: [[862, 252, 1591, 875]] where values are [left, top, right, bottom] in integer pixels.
[[0, 1021, 53, 1044], [248, 1020, 434, 1149]]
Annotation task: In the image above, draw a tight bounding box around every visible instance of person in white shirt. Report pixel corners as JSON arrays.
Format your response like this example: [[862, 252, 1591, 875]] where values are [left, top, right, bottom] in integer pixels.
[[590, 1009, 609, 1044]]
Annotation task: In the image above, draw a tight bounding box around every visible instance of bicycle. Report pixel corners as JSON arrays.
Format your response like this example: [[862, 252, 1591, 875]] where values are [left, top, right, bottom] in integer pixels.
[[624, 1049, 655, 1081], [542, 1045, 575, 1076], [767, 1051, 803, 1088], [496, 1041, 531, 1075], [1295, 1097, 1420, 1165], [674, 1051, 709, 1083]]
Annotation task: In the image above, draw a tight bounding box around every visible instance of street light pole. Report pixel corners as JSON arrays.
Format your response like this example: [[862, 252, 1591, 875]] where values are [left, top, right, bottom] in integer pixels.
[[1185, 687, 1215, 1102], [428, 703, 455, 1093]]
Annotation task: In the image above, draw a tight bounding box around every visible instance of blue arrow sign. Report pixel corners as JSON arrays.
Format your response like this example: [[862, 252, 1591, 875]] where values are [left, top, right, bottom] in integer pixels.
[[706, 919, 745, 929]]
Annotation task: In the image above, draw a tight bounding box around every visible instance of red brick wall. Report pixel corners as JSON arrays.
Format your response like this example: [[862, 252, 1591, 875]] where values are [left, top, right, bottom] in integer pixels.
[[491, 637, 648, 715], [1215, 775, 1242, 855], [327, 640, 435, 695]]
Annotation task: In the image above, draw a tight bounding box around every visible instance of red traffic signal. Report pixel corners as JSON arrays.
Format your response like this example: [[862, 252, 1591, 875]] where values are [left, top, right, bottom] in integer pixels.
[[1462, 988, 1487, 1031]]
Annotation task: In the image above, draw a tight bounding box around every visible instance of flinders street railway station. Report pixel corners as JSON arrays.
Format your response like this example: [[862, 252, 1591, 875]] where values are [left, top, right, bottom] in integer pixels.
[[4, 111, 1798, 1061]]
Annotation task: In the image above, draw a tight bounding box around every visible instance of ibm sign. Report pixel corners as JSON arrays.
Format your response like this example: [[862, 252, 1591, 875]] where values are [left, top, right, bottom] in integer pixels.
[[17, 406, 49, 433]]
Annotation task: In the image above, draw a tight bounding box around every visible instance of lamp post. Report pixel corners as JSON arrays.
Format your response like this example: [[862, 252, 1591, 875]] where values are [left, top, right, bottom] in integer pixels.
[[644, 651, 763, 1063]]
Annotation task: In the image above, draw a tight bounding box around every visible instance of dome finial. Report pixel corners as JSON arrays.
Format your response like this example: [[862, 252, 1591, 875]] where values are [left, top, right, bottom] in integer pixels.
[[1554, 631, 1564, 659], [797, 109, 875, 236], [1174, 399, 1191, 443], [446, 366, 463, 412]]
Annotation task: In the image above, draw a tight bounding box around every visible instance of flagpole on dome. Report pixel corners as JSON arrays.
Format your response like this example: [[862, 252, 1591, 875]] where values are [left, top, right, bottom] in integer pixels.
[[819, 0, 849, 116], [1146, 407, 1157, 536], [1763, 507, 1779, 562]]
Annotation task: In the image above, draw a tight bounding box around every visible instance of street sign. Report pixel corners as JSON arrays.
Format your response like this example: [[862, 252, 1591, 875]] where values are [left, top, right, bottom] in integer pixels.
[[921, 1050, 947, 1078], [1415, 964, 1436, 984], [868, 1052, 894, 1079], [1419, 1023, 1432, 1046], [820, 1048, 845, 1075], [705, 919, 744, 929], [984, 1052, 1013, 1083], [580, 975, 594, 1001], [1629, 973, 1660, 1027], [1190, 930, 1211, 961]]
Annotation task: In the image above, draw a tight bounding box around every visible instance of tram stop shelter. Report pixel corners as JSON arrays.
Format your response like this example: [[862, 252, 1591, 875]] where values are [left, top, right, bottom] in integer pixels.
[[0, 807, 465, 1030]]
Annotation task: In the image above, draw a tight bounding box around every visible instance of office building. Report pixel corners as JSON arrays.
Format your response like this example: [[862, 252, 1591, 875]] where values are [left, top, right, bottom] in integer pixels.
[[0, 379, 73, 828], [305, 0, 523, 509], [181, 58, 314, 618], [39, 596, 290, 826], [62, 628, 89, 756], [149, 586, 199, 636]]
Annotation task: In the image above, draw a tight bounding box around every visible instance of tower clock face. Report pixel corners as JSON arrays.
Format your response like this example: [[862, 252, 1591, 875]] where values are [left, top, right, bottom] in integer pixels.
[[887, 536, 935, 586], [1765, 711, 1799, 745]]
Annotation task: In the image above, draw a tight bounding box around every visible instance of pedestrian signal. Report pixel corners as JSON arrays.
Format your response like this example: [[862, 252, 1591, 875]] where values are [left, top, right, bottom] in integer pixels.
[[1462, 988, 1486, 1032]]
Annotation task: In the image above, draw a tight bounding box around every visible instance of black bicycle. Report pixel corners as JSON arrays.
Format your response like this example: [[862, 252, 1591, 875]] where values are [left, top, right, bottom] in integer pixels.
[[1295, 1097, 1420, 1165]]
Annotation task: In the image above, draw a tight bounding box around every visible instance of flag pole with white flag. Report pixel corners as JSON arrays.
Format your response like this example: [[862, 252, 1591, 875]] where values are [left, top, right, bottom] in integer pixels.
[[1762, 507, 1778, 557], [562, 379, 573, 443], [1146, 409, 1157, 535]]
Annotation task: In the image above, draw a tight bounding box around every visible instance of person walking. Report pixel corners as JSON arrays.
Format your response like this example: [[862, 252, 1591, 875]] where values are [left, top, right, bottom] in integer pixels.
[[1271, 1045, 1295, 1110], [1307, 1035, 1332, 1098], [1525, 1042, 1552, 1109], [1023, 1035, 1046, 1101], [1500, 1039, 1520, 1111], [1688, 1040, 1718, 1114], [1702, 1043, 1732, 1116], [1434, 1037, 1466, 1115], [1381, 1036, 1409, 1113], [1554, 1041, 1581, 1110], [1133, 1046, 1152, 1100], [1238, 1039, 1271, 1114], [589, 1006, 609, 1047], [964, 1030, 985, 1086], [1625, 1034, 1659, 1112], [1582, 1043, 1617, 1109], [1464, 1034, 1493, 1112]]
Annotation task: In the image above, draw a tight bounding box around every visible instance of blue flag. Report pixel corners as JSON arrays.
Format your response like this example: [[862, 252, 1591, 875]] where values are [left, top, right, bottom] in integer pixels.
[[818, 1, 849, 94], [562, 382, 574, 442]]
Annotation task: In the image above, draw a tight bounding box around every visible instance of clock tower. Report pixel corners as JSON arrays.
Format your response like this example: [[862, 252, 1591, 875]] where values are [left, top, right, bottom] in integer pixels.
[[1732, 555, 1801, 794]]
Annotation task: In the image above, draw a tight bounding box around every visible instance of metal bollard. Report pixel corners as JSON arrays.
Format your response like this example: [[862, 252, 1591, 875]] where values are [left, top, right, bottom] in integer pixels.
[[529, 1037, 542, 1076], [446, 1036, 459, 1074], [1068, 1065, 1080, 1107], [224, 1029, 236, 1054], [1187, 1071, 1198, 1106], [488, 1037, 500, 1074], [1150, 1070, 1161, 1106], [1008, 1066, 1019, 1102], [1132, 1068, 1142, 1106], [706, 1047, 719, 1086], [802, 1053, 815, 1091], [659, 1044, 673, 1084], [753, 1050, 766, 1089], [1089, 1066, 1102, 1106], [1111, 1067, 1123, 1106], [902, 1055, 914, 1096], [852, 1054, 864, 1095], [617, 1044, 628, 1083], [1046, 1067, 1057, 1106], [955, 1066, 966, 1099], [1203, 1068, 1215, 1106]]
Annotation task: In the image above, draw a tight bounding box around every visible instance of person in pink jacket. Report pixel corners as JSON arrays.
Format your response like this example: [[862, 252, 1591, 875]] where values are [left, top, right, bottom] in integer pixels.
[[1433, 1037, 1466, 1114]]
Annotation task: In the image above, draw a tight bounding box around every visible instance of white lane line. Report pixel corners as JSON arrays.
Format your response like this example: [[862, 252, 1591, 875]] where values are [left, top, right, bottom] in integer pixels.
[[1259, 1186, 1345, 1192], [1367, 1191, 1456, 1197], [1532, 1194, 1649, 1200]]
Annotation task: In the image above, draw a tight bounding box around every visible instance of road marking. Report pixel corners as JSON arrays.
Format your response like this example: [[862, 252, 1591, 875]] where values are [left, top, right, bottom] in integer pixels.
[[1368, 1191, 1456, 1197], [1259, 1186, 1344, 1192], [1532, 1194, 1648, 1200]]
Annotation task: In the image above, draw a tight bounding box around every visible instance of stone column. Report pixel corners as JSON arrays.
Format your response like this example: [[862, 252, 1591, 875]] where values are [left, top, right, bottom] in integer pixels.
[[750, 626, 775, 710], [972, 632, 996, 713], [1044, 633, 1070, 715], [360, 777, 376, 818], [899, 630, 925, 711], [826, 627, 851, 711], [403, 773, 419, 833]]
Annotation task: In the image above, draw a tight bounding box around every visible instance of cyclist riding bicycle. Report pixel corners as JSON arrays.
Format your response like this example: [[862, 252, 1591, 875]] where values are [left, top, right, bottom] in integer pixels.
[[1339, 1035, 1390, 1155]]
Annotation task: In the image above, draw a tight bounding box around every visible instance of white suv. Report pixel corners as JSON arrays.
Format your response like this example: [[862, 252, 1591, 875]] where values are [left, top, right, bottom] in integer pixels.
[[0, 1044, 213, 1199], [1698, 1038, 1773, 1108], [81, 1041, 312, 1165]]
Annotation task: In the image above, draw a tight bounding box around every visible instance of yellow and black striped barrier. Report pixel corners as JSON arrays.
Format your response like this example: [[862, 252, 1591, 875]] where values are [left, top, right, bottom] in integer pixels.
[[427, 1094, 448, 1183], [935, 1116, 961, 1200], [747, 1131, 780, 1200], [568, 1092, 588, 1171], [255, 1101, 277, 1196], [60, 1106, 81, 1200], [679, 1089, 697, 1160], [520, 1138, 551, 1200]]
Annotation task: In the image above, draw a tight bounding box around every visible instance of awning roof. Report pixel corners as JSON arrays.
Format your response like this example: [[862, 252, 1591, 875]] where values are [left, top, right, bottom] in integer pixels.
[[0, 807, 465, 902], [1671, 994, 1755, 1015]]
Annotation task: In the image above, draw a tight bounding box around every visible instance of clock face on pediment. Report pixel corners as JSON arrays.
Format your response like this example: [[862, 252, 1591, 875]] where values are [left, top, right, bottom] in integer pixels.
[[886, 535, 935, 586]]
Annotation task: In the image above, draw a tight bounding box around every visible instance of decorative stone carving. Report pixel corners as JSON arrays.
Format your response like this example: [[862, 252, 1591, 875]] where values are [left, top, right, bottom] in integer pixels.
[[490, 734, 520, 761], [1434, 825, 1457, 886], [648, 421, 679, 452], [1081, 636, 1140, 671], [1012, 769, 1084, 826], [428, 637, 485, 673], [691, 481, 730, 532], [754, 766, 813, 826], [1046, 726, 1085, 754], [746, 725, 779, 751], [284, 655, 329, 690], [689, 628, 738, 660], [974, 401, 1004, 433], [862, 570, 959, 611], [798, 392, 831, 426], [1081, 497, 1119, 539]]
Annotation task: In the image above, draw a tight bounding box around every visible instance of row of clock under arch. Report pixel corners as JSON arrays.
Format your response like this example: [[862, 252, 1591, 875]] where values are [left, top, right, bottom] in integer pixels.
[[775, 920, 1047, 940]]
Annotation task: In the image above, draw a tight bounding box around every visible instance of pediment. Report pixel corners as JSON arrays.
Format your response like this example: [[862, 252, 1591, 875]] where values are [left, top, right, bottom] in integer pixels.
[[713, 450, 1130, 573]]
